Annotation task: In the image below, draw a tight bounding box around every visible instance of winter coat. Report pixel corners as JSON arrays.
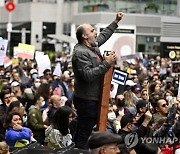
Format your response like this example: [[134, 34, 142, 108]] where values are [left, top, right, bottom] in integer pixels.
[[45, 125, 72, 148], [5, 126, 31, 147]]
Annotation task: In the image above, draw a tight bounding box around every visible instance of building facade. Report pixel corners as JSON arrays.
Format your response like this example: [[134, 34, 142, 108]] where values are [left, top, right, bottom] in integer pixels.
[[0, 0, 180, 57]]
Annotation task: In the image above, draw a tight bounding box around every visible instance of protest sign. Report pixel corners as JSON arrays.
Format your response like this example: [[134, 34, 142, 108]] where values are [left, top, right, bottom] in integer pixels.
[[53, 62, 62, 77], [35, 54, 51, 77], [0, 39, 8, 57], [112, 69, 128, 85], [16, 43, 35, 59], [4, 56, 12, 68]]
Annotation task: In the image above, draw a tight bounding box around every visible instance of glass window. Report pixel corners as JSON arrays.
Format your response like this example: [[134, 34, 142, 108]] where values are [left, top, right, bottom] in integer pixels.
[[78, 0, 177, 16]]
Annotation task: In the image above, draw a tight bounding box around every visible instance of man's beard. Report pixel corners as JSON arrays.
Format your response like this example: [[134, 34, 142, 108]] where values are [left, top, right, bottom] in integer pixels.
[[91, 41, 98, 47]]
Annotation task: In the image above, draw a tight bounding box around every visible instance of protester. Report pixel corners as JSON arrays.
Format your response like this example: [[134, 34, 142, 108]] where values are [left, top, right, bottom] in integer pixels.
[[72, 11, 124, 149], [152, 98, 169, 123], [6, 100, 26, 124], [137, 143, 161, 154], [4, 112, 32, 148], [0, 27, 180, 154], [36, 83, 52, 111], [45, 106, 73, 148], [27, 94, 47, 145], [45, 95, 62, 125], [0, 88, 12, 141], [106, 103, 118, 134], [118, 111, 152, 143], [135, 100, 148, 121], [42, 69, 52, 83], [140, 89, 149, 103], [0, 141, 10, 154], [22, 77, 41, 111], [88, 131, 122, 154]]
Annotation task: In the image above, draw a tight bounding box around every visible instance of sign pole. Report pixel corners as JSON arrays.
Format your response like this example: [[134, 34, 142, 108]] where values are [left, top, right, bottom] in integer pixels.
[[7, 12, 12, 56], [5, 1, 16, 57], [97, 65, 113, 131]]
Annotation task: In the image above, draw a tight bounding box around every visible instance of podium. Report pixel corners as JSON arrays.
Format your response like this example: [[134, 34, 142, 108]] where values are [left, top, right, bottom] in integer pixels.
[[97, 65, 113, 131]]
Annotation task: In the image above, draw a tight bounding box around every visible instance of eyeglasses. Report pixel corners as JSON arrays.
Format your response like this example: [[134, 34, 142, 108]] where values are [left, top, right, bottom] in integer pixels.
[[161, 103, 168, 108], [142, 93, 148, 96]]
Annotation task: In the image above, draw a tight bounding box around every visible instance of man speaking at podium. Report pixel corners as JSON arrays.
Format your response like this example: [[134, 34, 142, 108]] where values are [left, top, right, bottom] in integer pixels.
[[72, 12, 124, 149]]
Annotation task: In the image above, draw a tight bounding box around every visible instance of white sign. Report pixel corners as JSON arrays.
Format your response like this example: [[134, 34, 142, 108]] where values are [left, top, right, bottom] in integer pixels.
[[53, 62, 62, 77], [0, 1, 5, 7], [35, 51, 44, 57], [35, 54, 51, 77], [112, 69, 128, 85], [121, 53, 143, 61], [0, 57, 4, 66], [0, 39, 8, 58], [110, 81, 119, 99]]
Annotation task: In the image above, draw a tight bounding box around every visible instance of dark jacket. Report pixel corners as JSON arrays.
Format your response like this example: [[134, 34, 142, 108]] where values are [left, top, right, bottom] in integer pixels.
[[72, 21, 118, 101], [0, 104, 6, 141], [27, 106, 45, 140], [173, 117, 180, 138], [118, 125, 147, 144], [0, 104, 6, 125], [153, 104, 177, 138]]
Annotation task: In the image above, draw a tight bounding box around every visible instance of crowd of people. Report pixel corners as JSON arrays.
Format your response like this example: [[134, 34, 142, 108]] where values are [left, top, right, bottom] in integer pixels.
[[0, 11, 179, 154]]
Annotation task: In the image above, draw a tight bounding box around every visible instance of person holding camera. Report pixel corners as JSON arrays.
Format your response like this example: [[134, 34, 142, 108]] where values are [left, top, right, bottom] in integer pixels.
[[72, 12, 124, 149]]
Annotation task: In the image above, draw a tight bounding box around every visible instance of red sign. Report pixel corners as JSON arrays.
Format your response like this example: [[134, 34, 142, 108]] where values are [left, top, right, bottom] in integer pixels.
[[5, 1, 15, 12]]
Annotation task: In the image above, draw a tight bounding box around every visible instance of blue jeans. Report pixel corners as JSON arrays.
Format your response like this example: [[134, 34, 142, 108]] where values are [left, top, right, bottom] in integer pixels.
[[73, 96, 98, 149]]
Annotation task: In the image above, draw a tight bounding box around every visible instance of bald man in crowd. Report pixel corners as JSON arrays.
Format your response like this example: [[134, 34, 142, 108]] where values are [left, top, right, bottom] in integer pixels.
[[72, 12, 124, 149]]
